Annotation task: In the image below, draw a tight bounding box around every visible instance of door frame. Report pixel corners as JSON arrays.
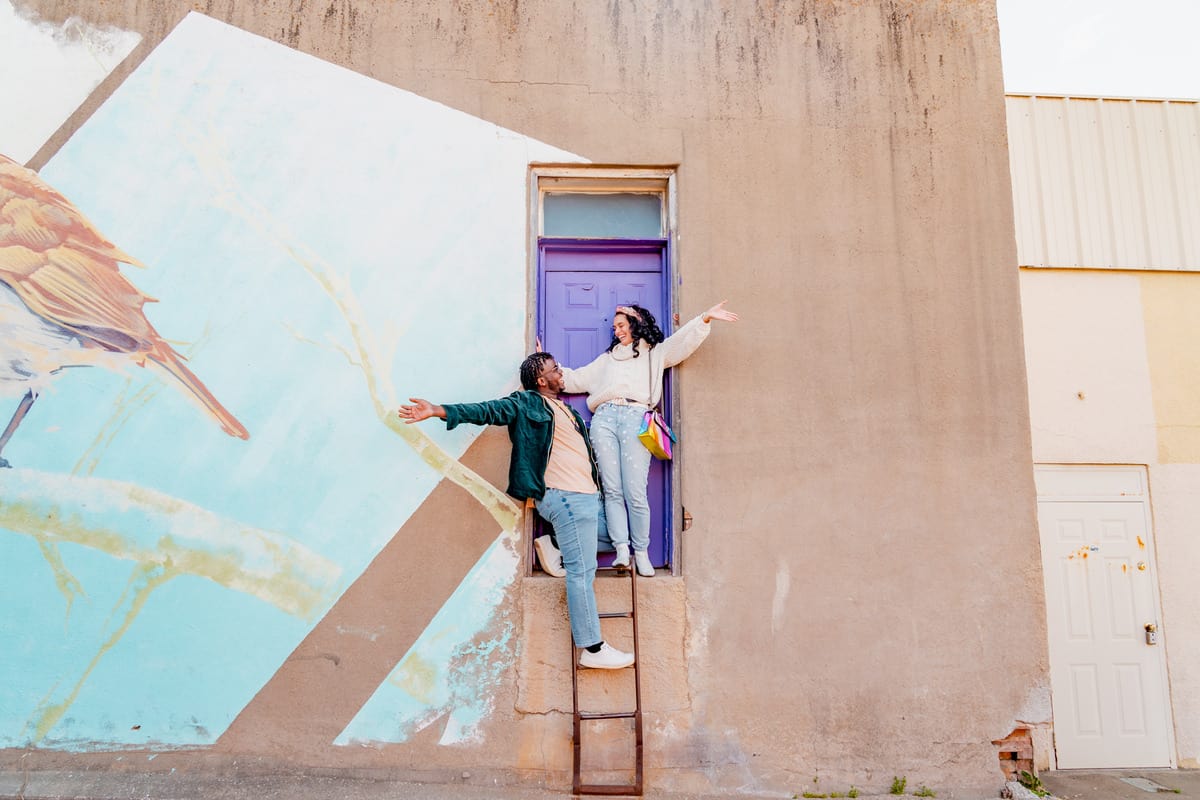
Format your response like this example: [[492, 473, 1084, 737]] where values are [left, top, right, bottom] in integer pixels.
[[1034, 463, 1177, 768], [535, 238, 678, 570], [525, 166, 681, 575]]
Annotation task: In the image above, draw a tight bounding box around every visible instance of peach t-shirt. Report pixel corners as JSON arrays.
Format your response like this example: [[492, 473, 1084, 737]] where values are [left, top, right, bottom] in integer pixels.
[[542, 397, 598, 494]]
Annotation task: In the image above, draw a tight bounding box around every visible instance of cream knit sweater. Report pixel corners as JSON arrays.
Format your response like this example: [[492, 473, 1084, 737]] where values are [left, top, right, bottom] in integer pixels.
[[561, 315, 712, 411]]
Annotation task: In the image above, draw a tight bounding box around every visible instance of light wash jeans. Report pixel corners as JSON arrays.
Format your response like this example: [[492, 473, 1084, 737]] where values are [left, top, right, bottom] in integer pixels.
[[535, 488, 614, 647], [590, 402, 653, 553]]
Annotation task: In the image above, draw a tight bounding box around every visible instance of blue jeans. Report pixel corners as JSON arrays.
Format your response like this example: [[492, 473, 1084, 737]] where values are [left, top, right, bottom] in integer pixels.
[[535, 488, 614, 647], [590, 402, 653, 553]]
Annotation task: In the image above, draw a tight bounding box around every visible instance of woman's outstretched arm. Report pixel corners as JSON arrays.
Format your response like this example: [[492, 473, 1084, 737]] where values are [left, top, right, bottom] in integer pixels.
[[701, 300, 740, 325], [658, 300, 740, 368]]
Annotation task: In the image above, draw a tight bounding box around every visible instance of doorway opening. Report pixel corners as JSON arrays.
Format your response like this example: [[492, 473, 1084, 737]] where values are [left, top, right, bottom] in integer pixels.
[[529, 167, 678, 573]]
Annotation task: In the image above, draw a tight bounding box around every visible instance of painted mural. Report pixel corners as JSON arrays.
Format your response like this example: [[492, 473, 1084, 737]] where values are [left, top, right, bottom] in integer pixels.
[[0, 12, 583, 750]]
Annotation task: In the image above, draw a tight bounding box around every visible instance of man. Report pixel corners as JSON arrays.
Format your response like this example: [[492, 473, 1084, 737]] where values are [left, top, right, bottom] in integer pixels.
[[398, 352, 634, 670]]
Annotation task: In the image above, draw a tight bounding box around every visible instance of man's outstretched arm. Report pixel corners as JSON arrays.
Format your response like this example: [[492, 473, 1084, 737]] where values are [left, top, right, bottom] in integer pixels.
[[398, 398, 445, 423], [398, 394, 522, 429]]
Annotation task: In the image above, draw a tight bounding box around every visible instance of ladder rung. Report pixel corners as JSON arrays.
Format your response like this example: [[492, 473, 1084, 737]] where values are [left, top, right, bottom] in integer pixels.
[[573, 563, 642, 795], [578, 710, 636, 721], [574, 784, 641, 796]]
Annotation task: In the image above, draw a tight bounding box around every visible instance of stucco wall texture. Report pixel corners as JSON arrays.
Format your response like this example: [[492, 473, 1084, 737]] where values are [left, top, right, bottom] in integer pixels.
[[13, 0, 1046, 794]]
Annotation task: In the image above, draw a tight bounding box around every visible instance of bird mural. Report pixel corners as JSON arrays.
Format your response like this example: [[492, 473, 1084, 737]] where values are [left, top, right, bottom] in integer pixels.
[[0, 153, 249, 468]]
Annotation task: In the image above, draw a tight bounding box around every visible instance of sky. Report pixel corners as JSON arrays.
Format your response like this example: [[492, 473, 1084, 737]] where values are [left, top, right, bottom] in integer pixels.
[[997, 0, 1200, 99]]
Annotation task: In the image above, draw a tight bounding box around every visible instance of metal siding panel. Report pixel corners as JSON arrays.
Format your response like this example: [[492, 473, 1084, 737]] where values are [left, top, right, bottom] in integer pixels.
[[1167, 103, 1200, 265], [1098, 100, 1150, 267], [1006, 96, 1048, 266], [1032, 97, 1082, 266], [1007, 95, 1200, 271], [1064, 99, 1112, 267], [1135, 101, 1182, 267]]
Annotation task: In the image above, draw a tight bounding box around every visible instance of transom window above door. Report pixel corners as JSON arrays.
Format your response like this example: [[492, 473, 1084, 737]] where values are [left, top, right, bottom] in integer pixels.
[[533, 170, 673, 240]]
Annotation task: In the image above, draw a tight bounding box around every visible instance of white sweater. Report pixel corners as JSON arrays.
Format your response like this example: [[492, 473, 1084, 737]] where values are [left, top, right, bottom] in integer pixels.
[[561, 315, 712, 411]]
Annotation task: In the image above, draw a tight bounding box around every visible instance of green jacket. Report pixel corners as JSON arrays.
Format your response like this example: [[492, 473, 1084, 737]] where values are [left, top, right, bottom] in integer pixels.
[[443, 390, 601, 501]]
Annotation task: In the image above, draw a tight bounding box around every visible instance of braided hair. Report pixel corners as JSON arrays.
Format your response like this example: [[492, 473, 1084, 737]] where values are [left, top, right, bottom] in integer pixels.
[[609, 305, 665, 358], [520, 352, 555, 390]]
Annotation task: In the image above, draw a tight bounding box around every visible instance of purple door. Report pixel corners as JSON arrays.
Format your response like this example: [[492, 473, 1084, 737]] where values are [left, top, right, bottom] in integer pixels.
[[538, 241, 671, 568]]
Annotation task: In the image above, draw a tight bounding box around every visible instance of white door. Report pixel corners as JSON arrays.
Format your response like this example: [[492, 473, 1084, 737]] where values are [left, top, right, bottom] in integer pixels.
[[1036, 466, 1173, 768]]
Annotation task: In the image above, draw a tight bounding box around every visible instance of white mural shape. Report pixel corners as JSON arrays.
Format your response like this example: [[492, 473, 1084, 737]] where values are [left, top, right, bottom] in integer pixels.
[[1, 11, 584, 749], [0, 1, 141, 161]]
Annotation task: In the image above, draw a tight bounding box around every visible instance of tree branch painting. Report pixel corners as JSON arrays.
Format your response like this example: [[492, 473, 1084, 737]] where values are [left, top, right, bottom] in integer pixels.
[[1, 469, 342, 619], [188, 130, 523, 540]]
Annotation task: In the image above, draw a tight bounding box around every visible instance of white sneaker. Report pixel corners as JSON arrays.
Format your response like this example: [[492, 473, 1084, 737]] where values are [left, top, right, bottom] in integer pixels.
[[578, 642, 635, 670], [633, 549, 655, 577], [533, 535, 565, 577], [612, 543, 631, 569]]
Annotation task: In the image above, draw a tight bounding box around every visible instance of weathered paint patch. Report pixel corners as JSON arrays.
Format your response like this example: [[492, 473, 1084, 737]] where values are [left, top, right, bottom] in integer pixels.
[[334, 535, 520, 746], [771, 560, 790, 634]]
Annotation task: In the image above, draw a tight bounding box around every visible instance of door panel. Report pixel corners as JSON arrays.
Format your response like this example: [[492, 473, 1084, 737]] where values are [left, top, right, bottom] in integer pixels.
[[1038, 497, 1172, 767], [539, 243, 671, 568]]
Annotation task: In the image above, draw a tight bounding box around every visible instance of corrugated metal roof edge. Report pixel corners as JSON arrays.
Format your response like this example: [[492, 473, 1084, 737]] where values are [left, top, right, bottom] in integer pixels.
[[1006, 91, 1199, 105]]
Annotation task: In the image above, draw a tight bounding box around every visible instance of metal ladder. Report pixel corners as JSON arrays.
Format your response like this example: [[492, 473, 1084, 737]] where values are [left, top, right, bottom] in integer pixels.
[[571, 565, 644, 796]]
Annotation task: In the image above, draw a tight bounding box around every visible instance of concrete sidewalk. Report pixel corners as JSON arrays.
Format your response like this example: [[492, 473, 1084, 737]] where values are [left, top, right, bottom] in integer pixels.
[[7, 767, 1199, 799], [3, 770, 560, 800], [0, 767, 984, 800], [1039, 769, 1200, 799], [0, 768, 838, 800]]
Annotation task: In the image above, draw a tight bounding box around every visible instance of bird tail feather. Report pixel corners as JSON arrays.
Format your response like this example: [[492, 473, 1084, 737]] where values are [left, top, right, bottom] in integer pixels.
[[147, 352, 250, 440]]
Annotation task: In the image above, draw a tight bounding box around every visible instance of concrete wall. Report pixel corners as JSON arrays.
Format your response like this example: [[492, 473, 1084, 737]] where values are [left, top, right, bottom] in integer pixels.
[[1021, 268, 1200, 767], [2, 1, 1045, 795]]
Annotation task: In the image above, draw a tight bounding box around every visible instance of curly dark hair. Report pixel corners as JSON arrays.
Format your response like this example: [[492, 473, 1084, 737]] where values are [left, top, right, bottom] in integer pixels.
[[609, 305, 665, 358], [520, 352, 555, 390]]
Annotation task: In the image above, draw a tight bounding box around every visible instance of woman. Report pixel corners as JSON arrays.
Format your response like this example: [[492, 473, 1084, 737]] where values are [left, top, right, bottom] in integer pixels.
[[562, 301, 739, 576]]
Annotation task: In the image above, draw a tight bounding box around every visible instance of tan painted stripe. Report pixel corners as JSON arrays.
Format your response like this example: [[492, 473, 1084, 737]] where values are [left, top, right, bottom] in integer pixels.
[[1140, 272, 1200, 464], [215, 429, 515, 756]]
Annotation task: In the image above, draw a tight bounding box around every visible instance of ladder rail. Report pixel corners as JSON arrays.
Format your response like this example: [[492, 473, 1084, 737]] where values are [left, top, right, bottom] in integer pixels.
[[572, 565, 644, 796]]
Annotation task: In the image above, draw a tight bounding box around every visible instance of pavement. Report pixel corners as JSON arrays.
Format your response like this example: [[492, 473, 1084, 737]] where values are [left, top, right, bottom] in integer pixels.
[[0, 768, 795, 800], [0, 767, 984, 800], [1039, 769, 1200, 799], [2, 770, 567, 800], [2, 767, 1199, 799]]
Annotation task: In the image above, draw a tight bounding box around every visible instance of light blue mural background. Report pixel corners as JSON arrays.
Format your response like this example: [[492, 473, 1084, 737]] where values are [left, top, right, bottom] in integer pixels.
[[0, 13, 579, 749]]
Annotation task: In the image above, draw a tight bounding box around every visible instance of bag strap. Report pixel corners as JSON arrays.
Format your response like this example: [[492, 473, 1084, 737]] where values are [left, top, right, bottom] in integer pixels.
[[645, 348, 659, 411], [645, 347, 667, 415]]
